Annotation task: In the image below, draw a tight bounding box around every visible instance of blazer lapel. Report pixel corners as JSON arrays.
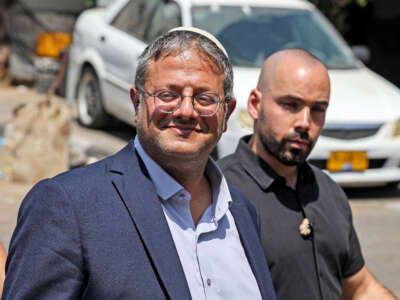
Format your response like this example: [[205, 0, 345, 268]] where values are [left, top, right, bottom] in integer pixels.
[[229, 188, 277, 300], [109, 143, 191, 300]]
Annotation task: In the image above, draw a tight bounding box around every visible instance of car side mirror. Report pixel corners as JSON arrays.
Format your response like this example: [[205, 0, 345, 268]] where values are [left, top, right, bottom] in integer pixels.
[[351, 45, 371, 64]]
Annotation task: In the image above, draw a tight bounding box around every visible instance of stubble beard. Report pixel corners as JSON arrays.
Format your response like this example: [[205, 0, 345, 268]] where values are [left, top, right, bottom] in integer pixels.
[[257, 120, 314, 166], [259, 133, 309, 166]]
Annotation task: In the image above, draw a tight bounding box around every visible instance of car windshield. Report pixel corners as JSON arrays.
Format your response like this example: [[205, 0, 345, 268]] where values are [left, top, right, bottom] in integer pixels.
[[192, 6, 357, 69]]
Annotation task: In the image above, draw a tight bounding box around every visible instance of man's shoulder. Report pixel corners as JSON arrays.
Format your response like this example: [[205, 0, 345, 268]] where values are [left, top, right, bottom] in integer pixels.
[[305, 163, 352, 217], [218, 135, 253, 174], [228, 183, 255, 208], [307, 163, 345, 194], [227, 183, 259, 227], [218, 153, 248, 187], [55, 146, 125, 183], [218, 152, 244, 174], [34, 142, 140, 197], [218, 152, 239, 167], [18, 142, 143, 217]]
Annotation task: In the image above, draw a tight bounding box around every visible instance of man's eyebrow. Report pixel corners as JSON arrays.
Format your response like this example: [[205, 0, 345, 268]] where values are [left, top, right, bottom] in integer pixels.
[[161, 84, 214, 93], [313, 100, 329, 107], [276, 95, 329, 106]]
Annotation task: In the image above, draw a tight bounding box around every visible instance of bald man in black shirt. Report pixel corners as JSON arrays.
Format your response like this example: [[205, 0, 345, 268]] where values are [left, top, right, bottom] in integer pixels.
[[219, 49, 397, 300]]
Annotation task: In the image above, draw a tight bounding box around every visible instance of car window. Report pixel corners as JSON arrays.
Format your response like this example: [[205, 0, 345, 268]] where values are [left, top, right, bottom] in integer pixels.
[[145, 2, 182, 43], [192, 5, 356, 69], [111, 0, 159, 40]]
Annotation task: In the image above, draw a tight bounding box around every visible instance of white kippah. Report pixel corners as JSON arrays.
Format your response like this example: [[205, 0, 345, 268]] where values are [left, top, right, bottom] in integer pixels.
[[168, 26, 228, 58]]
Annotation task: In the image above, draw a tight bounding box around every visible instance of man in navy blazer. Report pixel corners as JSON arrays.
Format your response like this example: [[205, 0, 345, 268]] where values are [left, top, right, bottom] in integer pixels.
[[3, 28, 276, 299]]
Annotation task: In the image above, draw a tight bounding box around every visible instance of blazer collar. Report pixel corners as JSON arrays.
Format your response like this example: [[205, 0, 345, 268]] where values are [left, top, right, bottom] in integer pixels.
[[108, 141, 191, 300]]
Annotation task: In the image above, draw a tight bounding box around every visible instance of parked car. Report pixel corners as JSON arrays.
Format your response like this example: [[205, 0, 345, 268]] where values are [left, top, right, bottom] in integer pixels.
[[66, 0, 400, 187]]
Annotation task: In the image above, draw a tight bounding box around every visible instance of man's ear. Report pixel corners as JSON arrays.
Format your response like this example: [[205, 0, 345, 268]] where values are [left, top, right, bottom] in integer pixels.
[[247, 88, 262, 121], [222, 97, 236, 132], [130, 87, 141, 124], [130, 88, 139, 111]]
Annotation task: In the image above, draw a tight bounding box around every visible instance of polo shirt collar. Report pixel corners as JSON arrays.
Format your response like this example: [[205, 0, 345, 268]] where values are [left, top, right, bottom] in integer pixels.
[[235, 135, 315, 190]]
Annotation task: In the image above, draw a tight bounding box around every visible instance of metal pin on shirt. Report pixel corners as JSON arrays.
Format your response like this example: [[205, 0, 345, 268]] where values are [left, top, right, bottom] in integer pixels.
[[299, 218, 312, 237]]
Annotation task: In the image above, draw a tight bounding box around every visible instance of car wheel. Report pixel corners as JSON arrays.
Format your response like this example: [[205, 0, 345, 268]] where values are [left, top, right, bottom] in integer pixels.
[[76, 68, 109, 128], [386, 181, 399, 192]]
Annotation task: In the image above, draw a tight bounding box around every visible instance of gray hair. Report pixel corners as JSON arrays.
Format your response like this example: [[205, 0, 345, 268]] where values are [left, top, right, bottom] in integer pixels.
[[134, 30, 234, 101]]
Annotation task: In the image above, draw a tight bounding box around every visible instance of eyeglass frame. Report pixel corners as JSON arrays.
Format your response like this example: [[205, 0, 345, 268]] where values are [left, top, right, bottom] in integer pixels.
[[137, 87, 230, 117]]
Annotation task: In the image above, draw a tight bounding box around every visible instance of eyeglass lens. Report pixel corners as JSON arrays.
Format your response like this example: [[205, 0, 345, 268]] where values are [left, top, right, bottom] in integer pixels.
[[154, 91, 220, 116]]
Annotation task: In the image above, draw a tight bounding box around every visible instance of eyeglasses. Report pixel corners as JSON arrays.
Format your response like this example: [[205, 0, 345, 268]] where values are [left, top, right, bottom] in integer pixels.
[[139, 88, 225, 117]]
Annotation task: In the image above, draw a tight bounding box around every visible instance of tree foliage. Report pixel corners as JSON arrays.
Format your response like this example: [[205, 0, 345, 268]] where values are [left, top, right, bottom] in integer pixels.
[[308, 0, 374, 33]]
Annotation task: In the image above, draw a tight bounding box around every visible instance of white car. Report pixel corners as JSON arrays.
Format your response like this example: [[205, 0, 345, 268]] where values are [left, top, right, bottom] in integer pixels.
[[66, 0, 400, 187]]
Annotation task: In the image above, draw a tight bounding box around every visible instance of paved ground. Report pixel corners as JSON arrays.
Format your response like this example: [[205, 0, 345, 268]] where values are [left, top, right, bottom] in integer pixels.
[[349, 196, 400, 296], [0, 84, 399, 296]]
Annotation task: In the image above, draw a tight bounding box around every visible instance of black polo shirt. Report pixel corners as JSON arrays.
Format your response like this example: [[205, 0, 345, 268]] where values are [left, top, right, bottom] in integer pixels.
[[218, 135, 364, 300]]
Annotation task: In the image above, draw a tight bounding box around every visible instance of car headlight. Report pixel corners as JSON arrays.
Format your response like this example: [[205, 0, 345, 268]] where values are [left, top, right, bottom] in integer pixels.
[[237, 109, 254, 130], [392, 120, 400, 137]]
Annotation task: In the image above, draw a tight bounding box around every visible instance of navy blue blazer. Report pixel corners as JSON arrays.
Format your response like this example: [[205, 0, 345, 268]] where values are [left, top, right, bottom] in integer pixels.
[[4, 141, 276, 299]]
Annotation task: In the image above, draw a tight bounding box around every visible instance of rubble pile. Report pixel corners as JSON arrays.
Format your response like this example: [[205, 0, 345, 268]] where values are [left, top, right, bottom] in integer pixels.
[[2, 97, 71, 184], [0, 45, 9, 81]]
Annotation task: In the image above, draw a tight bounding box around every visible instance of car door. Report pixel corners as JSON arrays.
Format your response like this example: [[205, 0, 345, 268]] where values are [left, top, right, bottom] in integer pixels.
[[97, 0, 155, 124], [143, 1, 182, 44], [97, 0, 182, 125]]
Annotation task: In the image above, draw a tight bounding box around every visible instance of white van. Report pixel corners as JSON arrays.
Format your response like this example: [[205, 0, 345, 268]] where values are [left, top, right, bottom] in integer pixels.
[[66, 0, 400, 187]]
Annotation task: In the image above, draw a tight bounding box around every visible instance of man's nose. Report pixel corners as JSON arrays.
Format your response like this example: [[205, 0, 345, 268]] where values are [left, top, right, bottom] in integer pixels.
[[295, 107, 311, 131], [174, 95, 198, 119]]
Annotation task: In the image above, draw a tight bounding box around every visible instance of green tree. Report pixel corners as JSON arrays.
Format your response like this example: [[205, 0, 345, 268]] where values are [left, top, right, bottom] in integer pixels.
[[309, 0, 374, 34]]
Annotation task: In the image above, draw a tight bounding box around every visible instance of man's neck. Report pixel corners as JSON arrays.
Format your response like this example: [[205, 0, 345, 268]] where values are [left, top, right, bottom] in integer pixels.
[[166, 163, 213, 226], [164, 162, 207, 188], [249, 136, 298, 189], [143, 147, 213, 226]]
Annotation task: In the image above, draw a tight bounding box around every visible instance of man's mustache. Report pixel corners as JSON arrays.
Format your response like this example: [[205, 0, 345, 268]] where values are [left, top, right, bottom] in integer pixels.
[[284, 131, 312, 146], [159, 118, 208, 132]]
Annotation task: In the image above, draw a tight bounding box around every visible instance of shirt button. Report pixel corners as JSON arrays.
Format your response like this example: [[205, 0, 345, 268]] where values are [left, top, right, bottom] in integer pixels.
[[207, 278, 211, 286]]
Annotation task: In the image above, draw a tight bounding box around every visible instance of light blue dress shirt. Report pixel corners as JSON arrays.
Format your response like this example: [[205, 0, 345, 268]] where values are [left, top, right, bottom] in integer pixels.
[[134, 137, 262, 300]]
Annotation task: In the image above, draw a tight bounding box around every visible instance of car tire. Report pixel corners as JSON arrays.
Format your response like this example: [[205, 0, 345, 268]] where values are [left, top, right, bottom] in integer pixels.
[[76, 67, 110, 128], [386, 181, 399, 192]]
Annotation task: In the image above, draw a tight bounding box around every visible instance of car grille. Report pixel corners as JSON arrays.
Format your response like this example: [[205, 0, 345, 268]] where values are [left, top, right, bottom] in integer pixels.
[[321, 126, 381, 140], [309, 159, 387, 170]]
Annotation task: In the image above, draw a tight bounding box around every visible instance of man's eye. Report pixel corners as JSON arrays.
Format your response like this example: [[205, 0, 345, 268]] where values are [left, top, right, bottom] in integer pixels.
[[196, 94, 218, 105], [282, 102, 298, 110], [156, 91, 178, 101], [312, 106, 327, 113]]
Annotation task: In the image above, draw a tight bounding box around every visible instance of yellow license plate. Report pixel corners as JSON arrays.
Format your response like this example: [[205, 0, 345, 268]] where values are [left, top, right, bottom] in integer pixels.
[[327, 151, 368, 172]]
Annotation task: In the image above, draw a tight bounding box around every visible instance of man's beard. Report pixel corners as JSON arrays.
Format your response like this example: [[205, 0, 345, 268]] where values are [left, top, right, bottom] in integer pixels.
[[258, 128, 313, 166]]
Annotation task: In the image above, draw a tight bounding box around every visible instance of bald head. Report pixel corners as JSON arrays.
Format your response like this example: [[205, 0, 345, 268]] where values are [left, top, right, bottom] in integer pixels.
[[257, 49, 330, 94], [248, 48, 331, 170]]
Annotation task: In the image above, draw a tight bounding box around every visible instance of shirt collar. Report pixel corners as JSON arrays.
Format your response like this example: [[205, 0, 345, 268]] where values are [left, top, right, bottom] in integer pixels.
[[134, 136, 183, 200], [205, 156, 232, 222], [134, 136, 231, 222], [234, 135, 315, 190]]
